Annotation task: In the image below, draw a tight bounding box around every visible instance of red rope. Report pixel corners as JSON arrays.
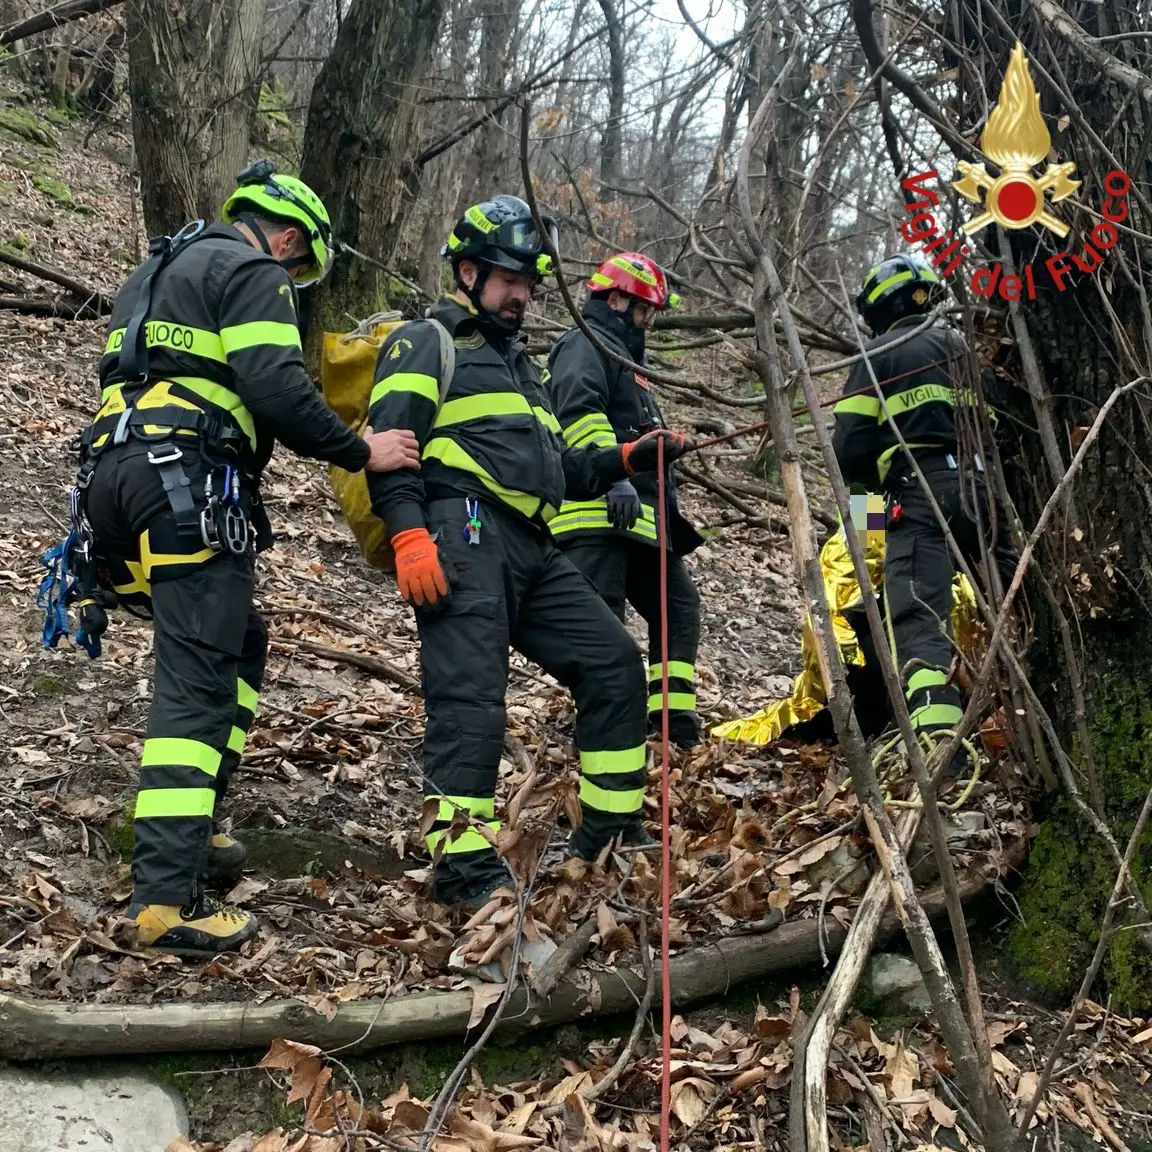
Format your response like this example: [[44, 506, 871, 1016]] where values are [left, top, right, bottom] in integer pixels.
[[656, 437, 672, 1152]]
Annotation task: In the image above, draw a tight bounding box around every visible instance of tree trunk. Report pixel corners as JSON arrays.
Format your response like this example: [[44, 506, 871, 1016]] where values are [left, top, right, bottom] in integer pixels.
[[298, 0, 444, 360], [595, 0, 624, 198], [127, 0, 267, 236], [951, 5, 1152, 1011]]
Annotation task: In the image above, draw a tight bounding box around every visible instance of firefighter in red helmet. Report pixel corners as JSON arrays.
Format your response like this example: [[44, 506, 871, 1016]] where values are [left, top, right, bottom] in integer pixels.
[[545, 253, 705, 748]]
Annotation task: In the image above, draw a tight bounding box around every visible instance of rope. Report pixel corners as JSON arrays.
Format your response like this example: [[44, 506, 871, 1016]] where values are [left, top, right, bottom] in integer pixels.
[[656, 436, 672, 1152]]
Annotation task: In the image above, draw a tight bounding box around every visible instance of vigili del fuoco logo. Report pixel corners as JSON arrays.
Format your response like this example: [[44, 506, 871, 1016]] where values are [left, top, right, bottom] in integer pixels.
[[898, 42, 1131, 300]]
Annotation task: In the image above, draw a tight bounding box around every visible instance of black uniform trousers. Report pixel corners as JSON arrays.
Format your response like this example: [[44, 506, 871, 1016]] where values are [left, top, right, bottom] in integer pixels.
[[883, 455, 1016, 749], [84, 443, 266, 907], [417, 496, 649, 900], [561, 537, 702, 745]]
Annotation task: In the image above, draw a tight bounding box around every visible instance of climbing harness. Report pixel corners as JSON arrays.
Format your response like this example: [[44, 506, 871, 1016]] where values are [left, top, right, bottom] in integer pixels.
[[39, 218, 251, 652]]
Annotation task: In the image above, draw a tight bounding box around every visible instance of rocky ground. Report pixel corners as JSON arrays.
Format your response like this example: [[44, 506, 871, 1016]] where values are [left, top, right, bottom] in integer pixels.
[[1, 84, 1151, 1152]]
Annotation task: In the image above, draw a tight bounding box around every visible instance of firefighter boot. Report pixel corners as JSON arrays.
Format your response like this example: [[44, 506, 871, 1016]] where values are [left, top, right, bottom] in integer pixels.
[[204, 826, 247, 886], [570, 816, 658, 861], [130, 895, 258, 957], [430, 857, 515, 913], [650, 711, 703, 750]]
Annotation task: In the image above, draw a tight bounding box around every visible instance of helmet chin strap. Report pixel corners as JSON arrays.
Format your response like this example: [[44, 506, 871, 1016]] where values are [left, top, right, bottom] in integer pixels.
[[460, 263, 523, 335], [239, 213, 309, 277]]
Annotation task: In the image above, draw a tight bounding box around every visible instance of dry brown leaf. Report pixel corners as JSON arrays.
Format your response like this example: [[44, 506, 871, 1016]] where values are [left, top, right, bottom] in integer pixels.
[[928, 1095, 957, 1127], [670, 1077, 715, 1127], [546, 1071, 595, 1106], [221, 1138, 257, 1152], [448, 1110, 543, 1150], [986, 1019, 1025, 1048], [164, 1139, 199, 1152], [259, 1038, 323, 1070], [882, 1036, 918, 1100], [468, 981, 508, 1029], [251, 1134, 292, 1152]]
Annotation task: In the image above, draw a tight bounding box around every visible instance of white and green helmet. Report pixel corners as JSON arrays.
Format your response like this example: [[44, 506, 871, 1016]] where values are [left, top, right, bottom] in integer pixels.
[[223, 160, 334, 286]]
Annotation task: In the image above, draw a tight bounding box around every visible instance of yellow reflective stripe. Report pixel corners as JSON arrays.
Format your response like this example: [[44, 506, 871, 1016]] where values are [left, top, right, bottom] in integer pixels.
[[139, 529, 215, 579], [906, 668, 948, 697], [549, 500, 658, 540], [227, 726, 246, 754], [581, 745, 646, 776], [649, 661, 694, 682], [648, 692, 696, 712], [533, 405, 560, 433], [579, 779, 644, 815], [135, 787, 217, 820], [834, 394, 881, 418], [163, 377, 257, 448], [431, 393, 559, 434], [422, 437, 542, 518], [105, 323, 226, 363], [237, 678, 260, 713], [876, 441, 935, 484], [141, 737, 222, 776], [431, 795, 496, 821], [910, 703, 964, 728], [370, 371, 439, 408], [571, 427, 618, 449], [866, 270, 914, 303], [426, 823, 501, 855], [562, 412, 614, 448], [887, 382, 955, 414], [220, 320, 301, 355]]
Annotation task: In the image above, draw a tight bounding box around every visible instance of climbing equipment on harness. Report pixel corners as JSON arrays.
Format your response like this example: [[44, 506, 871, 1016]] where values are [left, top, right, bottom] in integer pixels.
[[37, 486, 112, 657], [200, 464, 249, 555]]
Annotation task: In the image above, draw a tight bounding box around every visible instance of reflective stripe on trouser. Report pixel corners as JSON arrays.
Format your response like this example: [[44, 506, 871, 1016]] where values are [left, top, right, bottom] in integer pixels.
[[416, 497, 648, 895], [212, 625, 268, 806], [561, 538, 701, 728], [883, 482, 963, 744], [131, 551, 260, 906]]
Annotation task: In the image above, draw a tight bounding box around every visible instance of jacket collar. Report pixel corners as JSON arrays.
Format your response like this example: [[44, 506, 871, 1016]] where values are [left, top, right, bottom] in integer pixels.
[[430, 295, 524, 351]]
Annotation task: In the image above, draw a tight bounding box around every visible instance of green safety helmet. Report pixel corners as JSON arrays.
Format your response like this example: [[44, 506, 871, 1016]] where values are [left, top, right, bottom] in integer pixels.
[[442, 195, 558, 280], [856, 253, 944, 332], [223, 159, 334, 287]]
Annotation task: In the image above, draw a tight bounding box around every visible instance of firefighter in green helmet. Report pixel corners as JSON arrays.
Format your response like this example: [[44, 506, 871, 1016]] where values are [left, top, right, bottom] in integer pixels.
[[74, 160, 419, 957], [831, 253, 1017, 773], [365, 194, 691, 910]]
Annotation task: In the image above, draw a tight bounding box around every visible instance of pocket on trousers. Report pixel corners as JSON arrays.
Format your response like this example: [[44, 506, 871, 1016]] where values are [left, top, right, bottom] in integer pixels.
[[190, 554, 256, 657]]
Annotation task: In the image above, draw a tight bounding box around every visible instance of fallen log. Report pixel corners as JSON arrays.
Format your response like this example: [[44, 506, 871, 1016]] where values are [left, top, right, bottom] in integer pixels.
[[0, 837, 1026, 1061], [0, 295, 107, 319], [0, 251, 114, 312], [1, 0, 125, 45]]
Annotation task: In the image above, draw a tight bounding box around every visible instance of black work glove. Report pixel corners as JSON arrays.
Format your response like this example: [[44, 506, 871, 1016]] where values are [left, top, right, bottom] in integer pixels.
[[605, 479, 641, 530], [620, 428, 692, 475]]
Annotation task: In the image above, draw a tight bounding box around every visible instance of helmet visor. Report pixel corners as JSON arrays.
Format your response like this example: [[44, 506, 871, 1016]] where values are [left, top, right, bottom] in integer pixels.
[[495, 215, 558, 261], [287, 242, 335, 289]]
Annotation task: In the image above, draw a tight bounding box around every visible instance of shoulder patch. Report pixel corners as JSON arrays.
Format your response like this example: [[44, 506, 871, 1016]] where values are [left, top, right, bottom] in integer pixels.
[[387, 337, 414, 360], [454, 331, 485, 351]]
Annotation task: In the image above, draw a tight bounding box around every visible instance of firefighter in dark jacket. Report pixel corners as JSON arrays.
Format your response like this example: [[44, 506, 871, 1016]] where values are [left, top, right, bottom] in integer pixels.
[[366, 196, 690, 910], [79, 162, 419, 955], [831, 253, 1016, 770], [547, 253, 705, 748]]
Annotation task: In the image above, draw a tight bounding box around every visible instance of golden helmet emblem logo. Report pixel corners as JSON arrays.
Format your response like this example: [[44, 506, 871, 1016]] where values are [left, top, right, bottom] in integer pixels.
[[952, 43, 1080, 238]]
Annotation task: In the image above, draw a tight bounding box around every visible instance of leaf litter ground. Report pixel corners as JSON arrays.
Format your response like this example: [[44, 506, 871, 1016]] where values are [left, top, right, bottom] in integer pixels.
[[1, 89, 1147, 1152]]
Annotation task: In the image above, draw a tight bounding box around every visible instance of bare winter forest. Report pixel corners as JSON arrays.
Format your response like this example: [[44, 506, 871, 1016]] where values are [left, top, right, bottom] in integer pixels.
[[2, 0, 1152, 1149]]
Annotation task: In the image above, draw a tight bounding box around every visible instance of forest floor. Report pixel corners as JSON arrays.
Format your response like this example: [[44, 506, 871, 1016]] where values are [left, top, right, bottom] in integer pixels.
[[2, 85, 1152, 1152]]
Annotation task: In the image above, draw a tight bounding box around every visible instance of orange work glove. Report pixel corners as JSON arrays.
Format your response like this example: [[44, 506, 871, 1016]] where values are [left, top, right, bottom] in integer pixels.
[[620, 428, 692, 476], [391, 528, 450, 607]]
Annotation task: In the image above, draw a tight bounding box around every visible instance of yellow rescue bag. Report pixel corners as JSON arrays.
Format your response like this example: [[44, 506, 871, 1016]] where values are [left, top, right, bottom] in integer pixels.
[[320, 311, 455, 571]]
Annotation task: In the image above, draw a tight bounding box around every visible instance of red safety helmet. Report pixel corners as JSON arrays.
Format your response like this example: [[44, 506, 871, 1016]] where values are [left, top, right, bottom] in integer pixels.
[[587, 252, 680, 310]]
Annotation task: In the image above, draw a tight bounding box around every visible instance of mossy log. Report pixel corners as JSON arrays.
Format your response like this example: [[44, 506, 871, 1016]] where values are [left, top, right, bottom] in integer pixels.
[[0, 839, 1024, 1061]]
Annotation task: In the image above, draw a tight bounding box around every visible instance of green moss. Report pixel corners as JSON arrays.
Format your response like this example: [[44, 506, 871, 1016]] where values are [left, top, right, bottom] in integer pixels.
[[0, 107, 55, 147], [107, 809, 135, 859], [1008, 663, 1152, 1012], [5, 231, 29, 252], [35, 674, 64, 694], [44, 106, 74, 126], [32, 174, 73, 204]]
